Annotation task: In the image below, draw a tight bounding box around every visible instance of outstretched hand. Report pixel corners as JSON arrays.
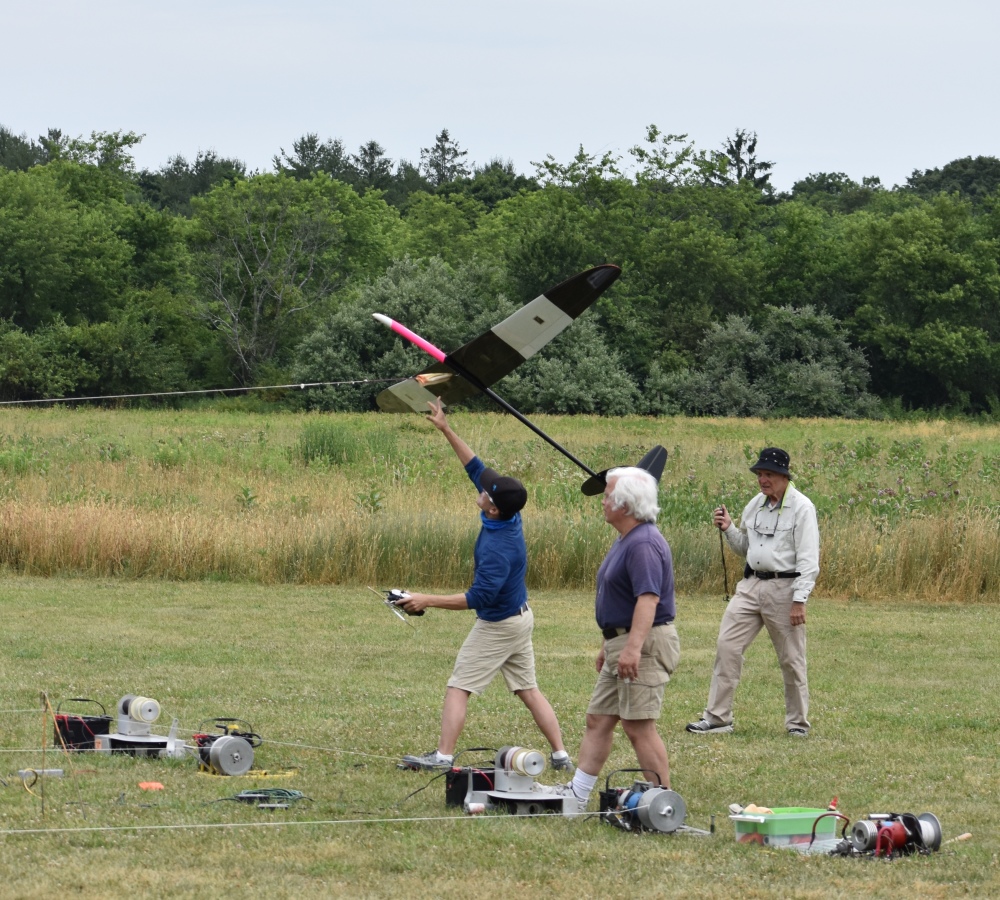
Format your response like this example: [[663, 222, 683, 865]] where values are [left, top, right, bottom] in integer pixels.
[[426, 398, 448, 432]]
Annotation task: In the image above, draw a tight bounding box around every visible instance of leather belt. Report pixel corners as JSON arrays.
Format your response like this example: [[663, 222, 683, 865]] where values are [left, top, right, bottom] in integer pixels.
[[601, 621, 672, 640], [749, 569, 799, 580]]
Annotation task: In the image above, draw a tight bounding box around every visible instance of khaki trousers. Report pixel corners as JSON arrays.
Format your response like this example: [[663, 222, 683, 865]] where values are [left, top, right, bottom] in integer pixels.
[[704, 576, 809, 732]]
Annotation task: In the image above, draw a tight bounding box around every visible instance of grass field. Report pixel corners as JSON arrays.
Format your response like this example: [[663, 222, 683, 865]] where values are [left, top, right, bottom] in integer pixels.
[[0, 407, 998, 599], [0, 407, 997, 896], [1, 579, 996, 898]]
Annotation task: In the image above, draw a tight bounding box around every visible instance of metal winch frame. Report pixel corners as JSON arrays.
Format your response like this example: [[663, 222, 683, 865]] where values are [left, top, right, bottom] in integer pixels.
[[74, 695, 260, 775], [192, 718, 262, 776], [455, 746, 579, 817], [93, 694, 187, 758], [598, 769, 694, 834], [839, 812, 943, 858]]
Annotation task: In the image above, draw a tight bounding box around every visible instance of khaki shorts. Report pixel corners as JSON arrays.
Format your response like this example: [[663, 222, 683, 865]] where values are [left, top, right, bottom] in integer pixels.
[[447, 608, 537, 695], [586, 623, 680, 720]]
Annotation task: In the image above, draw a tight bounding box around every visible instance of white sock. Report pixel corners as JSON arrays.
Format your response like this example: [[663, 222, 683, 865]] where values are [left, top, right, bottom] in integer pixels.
[[570, 770, 598, 802]]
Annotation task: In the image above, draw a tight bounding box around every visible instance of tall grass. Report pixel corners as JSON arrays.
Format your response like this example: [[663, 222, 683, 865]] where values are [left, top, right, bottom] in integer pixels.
[[0, 407, 998, 599]]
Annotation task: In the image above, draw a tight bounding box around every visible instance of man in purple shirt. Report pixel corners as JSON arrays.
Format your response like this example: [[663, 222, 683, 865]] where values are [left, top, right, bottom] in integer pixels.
[[558, 466, 680, 810]]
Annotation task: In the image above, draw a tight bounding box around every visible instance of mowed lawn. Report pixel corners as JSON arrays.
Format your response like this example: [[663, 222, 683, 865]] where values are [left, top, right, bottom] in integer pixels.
[[0, 578, 996, 898]]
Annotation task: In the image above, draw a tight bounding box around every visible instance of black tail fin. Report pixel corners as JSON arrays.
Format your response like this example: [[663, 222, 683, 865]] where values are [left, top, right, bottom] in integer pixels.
[[580, 445, 668, 495]]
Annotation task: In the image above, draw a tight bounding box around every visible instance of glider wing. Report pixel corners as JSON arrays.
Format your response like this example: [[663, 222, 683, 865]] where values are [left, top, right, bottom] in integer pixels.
[[375, 264, 621, 413]]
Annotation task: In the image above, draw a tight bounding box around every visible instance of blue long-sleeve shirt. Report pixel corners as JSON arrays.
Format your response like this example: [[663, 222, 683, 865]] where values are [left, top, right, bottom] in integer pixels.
[[463, 457, 528, 621]]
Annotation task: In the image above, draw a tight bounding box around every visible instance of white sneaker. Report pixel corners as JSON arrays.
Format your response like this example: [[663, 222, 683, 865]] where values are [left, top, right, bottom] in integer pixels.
[[549, 782, 587, 815]]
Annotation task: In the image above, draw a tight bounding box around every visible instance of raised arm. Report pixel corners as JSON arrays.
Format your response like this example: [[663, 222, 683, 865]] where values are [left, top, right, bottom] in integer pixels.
[[426, 398, 476, 466]]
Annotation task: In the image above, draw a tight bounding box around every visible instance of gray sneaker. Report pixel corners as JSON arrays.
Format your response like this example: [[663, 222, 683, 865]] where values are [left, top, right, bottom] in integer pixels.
[[550, 753, 575, 774], [685, 718, 734, 734], [400, 749, 454, 771]]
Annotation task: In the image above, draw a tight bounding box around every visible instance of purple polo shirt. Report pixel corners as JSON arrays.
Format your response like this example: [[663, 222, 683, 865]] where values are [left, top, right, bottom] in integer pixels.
[[595, 522, 675, 630]]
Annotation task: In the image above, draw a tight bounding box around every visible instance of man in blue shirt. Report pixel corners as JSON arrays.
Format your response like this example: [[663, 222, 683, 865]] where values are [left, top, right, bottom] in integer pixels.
[[399, 399, 571, 772]]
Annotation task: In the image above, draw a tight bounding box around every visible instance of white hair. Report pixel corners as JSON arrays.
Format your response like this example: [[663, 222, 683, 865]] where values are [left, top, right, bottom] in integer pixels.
[[606, 467, 660, 523]]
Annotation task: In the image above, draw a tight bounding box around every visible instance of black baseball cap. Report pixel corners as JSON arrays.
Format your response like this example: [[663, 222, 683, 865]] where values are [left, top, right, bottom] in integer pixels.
[[481, 468, 528, 517]]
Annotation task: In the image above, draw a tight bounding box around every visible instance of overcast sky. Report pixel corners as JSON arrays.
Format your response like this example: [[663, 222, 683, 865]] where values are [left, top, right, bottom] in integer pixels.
[[4, 0, 997, 191]]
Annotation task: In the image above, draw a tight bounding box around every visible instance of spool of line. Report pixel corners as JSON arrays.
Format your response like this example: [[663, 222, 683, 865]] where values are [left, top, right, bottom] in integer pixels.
[[508, 748, 544, 777], [129, 697, 161, 723]]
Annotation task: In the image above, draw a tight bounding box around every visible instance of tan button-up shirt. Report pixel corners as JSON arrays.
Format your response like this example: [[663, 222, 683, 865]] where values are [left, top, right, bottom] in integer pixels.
[[723, 483, 820, 604]]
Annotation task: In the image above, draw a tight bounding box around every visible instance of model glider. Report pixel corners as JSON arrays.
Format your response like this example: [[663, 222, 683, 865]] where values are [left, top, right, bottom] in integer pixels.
[[373, 264, 666, 493], [375, 265, 622, 413]]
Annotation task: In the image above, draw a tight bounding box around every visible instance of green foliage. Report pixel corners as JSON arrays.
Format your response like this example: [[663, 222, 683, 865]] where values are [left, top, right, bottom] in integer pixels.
[[354, 484, 385, 514], [152, 438, 188, 468], [58, 129, 144, 175], [0, 124, 49, 170], [190, 173, 402, 385], [273, 133, 350, 181], [0, 163, 131, 328], [296, 420, 357, 464], [4, 120, 1000, 417], [627, 124, 722, 186], [497, 316, 640, 415], [379, 159, 433, 208], [474, 183, 606, 302], [442, 157, 539, 211], [0, 320, 97, 400], [400, 192, 486, 263], [788, 171, 883, 213], [905, 155, 1000, 204], [845, 193, 1000, 410], [350, 139, 394, 193], [294, 256, 515, 411], [0, 287, 208, 400], [598, 182, 767, 383], [138, 149, 247, 216], [0, 435, 39, 475], [296, 419, 398, 465], [708, 128, 775, 192], [664, 306, 880, 417], [420, 128, 470, 186]]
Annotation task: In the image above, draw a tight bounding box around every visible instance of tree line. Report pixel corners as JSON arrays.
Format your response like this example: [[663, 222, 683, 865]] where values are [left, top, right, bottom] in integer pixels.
[[1, 123, 999, 416]]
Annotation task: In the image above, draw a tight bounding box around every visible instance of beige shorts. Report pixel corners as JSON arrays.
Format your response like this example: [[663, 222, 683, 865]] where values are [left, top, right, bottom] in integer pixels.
[[447, 608, 537, 695], [586, 623, 680, 720]]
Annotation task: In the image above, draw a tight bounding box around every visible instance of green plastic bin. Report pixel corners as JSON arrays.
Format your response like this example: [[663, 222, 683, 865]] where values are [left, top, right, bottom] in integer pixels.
[[730, 807, 837, 846]]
